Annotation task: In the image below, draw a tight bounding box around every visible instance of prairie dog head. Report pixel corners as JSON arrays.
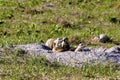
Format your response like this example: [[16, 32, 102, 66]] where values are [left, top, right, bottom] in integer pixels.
[[53, 38, 62, 48], [52, 37, 70, 52], [61, 37, 70, 48]]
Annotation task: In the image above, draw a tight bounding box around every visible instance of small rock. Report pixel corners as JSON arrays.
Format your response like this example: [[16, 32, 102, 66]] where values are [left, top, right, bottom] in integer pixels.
[[99, 34, 110, 43], [92, 34, 111, 43]]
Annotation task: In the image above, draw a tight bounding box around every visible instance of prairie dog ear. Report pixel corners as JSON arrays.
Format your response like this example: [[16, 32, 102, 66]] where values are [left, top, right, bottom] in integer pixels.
[[54, 38, 61, 43], [57, 38, 61, 40], [63, 37, 69, 42], [63, 37, 68, 40], [54, 38, 59, 43]]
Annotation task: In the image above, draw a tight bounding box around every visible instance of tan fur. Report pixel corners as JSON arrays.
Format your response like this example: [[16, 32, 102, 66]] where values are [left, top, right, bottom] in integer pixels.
[[45, 38, 55, 49], [45, 38, 70, 52], [52, 37, 70, 52]]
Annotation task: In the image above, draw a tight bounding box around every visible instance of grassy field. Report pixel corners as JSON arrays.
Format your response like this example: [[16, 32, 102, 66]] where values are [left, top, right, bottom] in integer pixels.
[[0, 0, 120, 79], [1, 50, 120, 80]]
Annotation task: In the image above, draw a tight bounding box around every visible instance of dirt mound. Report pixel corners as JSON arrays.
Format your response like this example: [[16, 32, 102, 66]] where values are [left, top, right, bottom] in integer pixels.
[[6, 43, 120, 67]]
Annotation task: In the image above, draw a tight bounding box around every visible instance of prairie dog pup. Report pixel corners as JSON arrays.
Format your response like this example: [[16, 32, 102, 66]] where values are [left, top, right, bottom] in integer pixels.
[[75, 43, 85, 52], [45, 38, 55, 49]]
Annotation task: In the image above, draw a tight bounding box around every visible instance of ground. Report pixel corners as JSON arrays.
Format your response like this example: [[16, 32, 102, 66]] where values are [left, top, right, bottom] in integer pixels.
[[0, 0, 120, 79]]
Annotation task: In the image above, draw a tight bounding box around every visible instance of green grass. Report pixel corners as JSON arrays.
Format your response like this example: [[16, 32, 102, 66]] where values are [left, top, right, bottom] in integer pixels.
[[0, 0, 120, 46], [1, 50, 120, 79], [0, 0, 120, 79]]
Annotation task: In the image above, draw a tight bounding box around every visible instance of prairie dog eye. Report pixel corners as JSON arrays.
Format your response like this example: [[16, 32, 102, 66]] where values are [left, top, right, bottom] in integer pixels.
[[57, 43, 61, 47]]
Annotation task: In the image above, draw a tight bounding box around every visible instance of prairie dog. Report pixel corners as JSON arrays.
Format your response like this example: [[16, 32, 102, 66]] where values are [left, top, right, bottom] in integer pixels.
[[45, 37, 70, 52], [52, 37, 70, 52], [75, 43, 85, 52]]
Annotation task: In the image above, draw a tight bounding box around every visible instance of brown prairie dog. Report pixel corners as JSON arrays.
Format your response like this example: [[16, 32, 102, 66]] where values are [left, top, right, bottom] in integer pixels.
[[45, 38, 70, 52], [52, 37, 70, 52]]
